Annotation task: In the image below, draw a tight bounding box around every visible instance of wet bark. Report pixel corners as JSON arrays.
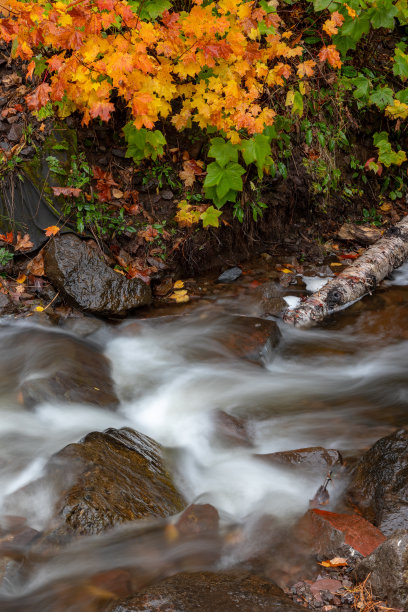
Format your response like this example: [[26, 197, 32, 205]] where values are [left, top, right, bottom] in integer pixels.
[[283, 215, 408, 328]]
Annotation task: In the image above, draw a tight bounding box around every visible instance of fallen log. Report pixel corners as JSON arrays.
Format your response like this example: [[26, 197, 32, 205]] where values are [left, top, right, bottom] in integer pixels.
[[283, 214, 408, 328]]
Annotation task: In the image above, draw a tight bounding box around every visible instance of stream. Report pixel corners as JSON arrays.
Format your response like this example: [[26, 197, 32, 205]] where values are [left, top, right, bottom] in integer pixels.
[[0, 257, 407, 610]]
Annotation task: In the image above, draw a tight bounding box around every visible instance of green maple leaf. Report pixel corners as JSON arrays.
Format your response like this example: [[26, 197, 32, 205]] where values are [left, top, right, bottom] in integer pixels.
[[200, 206, 222, 228], [208, 138, 239, 168], [241, 134, 273, 178], [369, 87, 394, 110]]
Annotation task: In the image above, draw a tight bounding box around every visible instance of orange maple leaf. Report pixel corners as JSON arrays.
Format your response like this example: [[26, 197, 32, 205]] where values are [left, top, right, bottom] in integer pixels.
[[297, 60, 316, 78], [26, 83, 52, 111], [319, 45, 342, 69], [44, 226, 61, 236], [15, 233, 34, 251]]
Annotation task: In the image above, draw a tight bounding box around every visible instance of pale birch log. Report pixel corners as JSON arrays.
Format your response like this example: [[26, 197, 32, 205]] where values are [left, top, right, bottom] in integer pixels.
[[283, 214, 408, 328]]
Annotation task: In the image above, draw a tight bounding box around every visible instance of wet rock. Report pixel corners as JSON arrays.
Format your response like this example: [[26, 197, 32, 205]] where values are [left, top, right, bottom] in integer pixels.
[[354, 529, 408, 609], [217, 266, 242, 283], [0, 325, 117, 408], [44, 234, 151, 315], [0, 293, 16, 315], [297, 509, 385, 557], [217, 315, 280, 361], [175, 504, 219, 537], [7, 123, 23, 142], [112, 570, 305, 611], [213, 410, 253, 447], [44, 427, 185, 537], [160, 190, 173, 200], [345, 429, 408, 536], [257, 447, 342, 473]]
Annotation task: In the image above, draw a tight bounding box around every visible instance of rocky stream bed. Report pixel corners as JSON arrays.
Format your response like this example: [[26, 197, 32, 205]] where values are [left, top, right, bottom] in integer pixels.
[[0, 254, 407, 611]]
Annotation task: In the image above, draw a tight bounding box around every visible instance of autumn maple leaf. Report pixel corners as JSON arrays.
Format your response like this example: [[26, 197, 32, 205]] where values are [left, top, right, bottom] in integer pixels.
[[26, 83, 51, 111], [44, 226, 61, 237], [319, 45, 342, 69], [138, 226, 158, 242], [89, 101, 115, 122], [297, 60, 316, 78], [15, 233, 34, 251]]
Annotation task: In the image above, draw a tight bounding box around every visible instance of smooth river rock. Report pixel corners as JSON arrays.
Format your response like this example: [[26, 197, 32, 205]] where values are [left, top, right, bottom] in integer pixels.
[[37, 427, 186, 538], [44, 234, 151, 315], [112, 570, 305, 611], [0, 324, 118, 408], [345, 429, 408, 536]]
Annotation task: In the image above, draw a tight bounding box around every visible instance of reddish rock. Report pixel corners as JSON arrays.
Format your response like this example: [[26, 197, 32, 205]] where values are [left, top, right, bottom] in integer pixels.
[[176, 504, 219, 537], [297, 509, 385, 557]]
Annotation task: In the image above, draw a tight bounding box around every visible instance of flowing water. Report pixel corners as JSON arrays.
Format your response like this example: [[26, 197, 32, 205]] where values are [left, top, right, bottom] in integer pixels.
[[0, 258, 407, 610]]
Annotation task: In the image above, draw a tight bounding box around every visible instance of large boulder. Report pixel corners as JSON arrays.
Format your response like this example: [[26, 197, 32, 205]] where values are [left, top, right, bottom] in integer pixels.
[[9, 428, 186, 539], [355, 530, 408, 610], [0, 324, 118, 408], [345, 429, 408, 536], [44, 234, 151, 315], [112, 571, 305, 611]]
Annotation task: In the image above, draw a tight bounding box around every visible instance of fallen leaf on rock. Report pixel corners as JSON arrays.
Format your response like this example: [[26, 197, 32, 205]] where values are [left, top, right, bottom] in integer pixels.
[[0, 232, 13, 244], [15, 233, 33, 251], [174, 280, 184, 289], [319, 557, 348, 568], [16, 274, 26, 284], [44, 226, 60, 237], [35, 306, 44, 312], [52, 186, 82, 197], [112, 188, 124, 199], [169, 289, 189, 303], [27, 252, 45, 276], [330, 262, 342, 267]]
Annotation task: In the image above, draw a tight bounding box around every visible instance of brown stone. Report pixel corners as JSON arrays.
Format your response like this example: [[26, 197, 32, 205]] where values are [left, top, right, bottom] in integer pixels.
[[111, 570, 305, 611]]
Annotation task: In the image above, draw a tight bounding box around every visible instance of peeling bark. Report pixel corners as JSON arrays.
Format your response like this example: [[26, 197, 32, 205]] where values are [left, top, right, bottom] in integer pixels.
[[283, 215, 408, 328]]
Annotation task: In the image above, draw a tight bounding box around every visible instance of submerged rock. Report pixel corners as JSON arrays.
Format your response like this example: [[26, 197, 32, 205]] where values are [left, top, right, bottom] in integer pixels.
[[345, 429, 408, 536], [217, 267, 242, 283], [112, 570, 305, 611], [0, 325, 117, 408], [355, 529, 408, 609], [44, 234, 151, 315], [44, 427, 185, 537], [216, 314, 280, 362], [257, 447, 342, 473]]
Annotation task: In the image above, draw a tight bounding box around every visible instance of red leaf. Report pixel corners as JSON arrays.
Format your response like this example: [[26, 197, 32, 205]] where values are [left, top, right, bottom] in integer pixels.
[[89, 101, 115, 122], [26, 83, 51, 111], [52, 186, 82, 197], [0, 232, 13, 244]]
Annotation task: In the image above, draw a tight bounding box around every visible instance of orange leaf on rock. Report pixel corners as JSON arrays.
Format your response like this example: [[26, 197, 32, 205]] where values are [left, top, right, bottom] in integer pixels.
[[319, 557, 348, 568], [52, 186, 82, 197], [16, 273, 26, 284], [27, 251, 45, 276], [0, 232, 13, 244], [44, 225, 60, 237], [15, 233, 34, 251]]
